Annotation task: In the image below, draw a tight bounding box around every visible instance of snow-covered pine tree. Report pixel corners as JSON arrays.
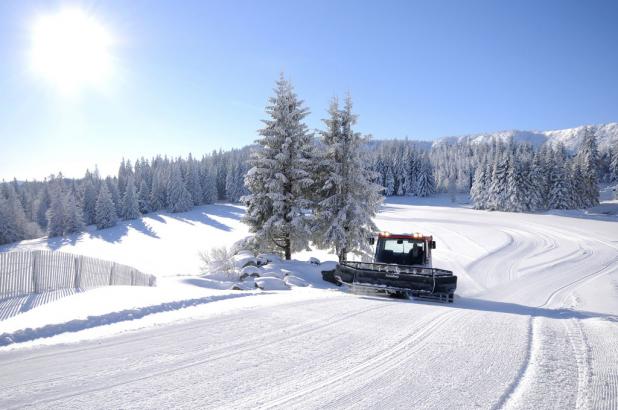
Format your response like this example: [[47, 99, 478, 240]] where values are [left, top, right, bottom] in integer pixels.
[[121, 176, 141, 220], [313, 95, 382, 262], [416, 154, 435, 197], [398, 146, 410, 195], [117, 158, 128, 196], [35, 184, 51, 229], [13, 180, 32, 221], [483, 162, 493, 207], [106, 177, 122, 217], [487, 149, 510, 210], [539, 143, 556, 208], [505, 156, 530, 212], [242, 74, 316, 260], [0, 194, 12, 245], [81, 175, 98, 225], [149, 165, 168, 211], [137, 179, 151, 214], [185, 154, 203, 206], [470, 165, 487, 209], [384, 167, 395, 196], [63, 188, 85, 234], [95, 183, 118, 229], [166, 163, 193, 213], [447, 172, 457, 203], [46, 180, 65, 237], [225, 163, 237, 202], [577, 127, 600, 207], [548, 145, 572, 210], [394, 151, 406, 196], [610, 147, 618, 183], [200, 166, 218, 204], [134, 157, 152, 198], [569, 160, 586, 208], [527, 153, 546, 211], [407, 149, 420, 195], [225, 163, 246, 202], [0, 183, 37, 244], [214, 151, 228, 200]]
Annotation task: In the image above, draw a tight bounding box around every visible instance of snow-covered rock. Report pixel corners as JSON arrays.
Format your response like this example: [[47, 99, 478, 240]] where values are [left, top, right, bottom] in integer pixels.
[[240, 265, 264, 275], [259, 269, 286, 280], [232, 254, 258, 269], [239, 266, 262, 281], [284, 275, 309, 287], [254, 277, 289, 291], [229, 282, 256, 291]]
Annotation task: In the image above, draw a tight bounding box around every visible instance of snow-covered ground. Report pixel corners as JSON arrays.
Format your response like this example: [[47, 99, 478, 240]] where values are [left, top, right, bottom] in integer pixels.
[[1, 196, 617, 409], [0, 203, 250, 277]]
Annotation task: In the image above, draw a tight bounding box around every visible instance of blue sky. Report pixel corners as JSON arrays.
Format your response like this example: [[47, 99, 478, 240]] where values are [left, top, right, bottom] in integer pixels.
[[1, 0, 617, 180]]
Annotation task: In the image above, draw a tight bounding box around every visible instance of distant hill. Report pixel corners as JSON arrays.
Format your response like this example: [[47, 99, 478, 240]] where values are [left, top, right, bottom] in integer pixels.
[[432, 122, 618, 152]]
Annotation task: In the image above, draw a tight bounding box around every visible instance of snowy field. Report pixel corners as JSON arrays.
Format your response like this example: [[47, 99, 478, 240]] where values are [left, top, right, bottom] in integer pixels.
[[1, 196, 617, 409]]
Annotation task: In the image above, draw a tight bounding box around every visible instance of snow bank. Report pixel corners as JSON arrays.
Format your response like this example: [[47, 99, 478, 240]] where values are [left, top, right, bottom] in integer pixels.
[[0, 292, 258, 347]]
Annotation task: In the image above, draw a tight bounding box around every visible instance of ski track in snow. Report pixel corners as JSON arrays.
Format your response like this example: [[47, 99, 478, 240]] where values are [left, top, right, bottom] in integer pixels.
[[0, 200, 617, 408], [499, 238, 618, 409]]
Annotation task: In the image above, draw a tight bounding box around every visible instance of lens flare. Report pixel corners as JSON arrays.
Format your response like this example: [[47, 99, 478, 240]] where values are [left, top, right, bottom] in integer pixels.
[[30, 9, 113, 95]]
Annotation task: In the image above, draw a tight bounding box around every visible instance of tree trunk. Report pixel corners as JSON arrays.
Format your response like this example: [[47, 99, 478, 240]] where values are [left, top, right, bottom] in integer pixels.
[[338, 248, 347, 263], [284, 237, 291, 260]]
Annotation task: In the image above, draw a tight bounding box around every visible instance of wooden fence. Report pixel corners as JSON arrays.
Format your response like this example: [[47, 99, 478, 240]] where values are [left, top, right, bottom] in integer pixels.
[[0, 250, 156, 299]]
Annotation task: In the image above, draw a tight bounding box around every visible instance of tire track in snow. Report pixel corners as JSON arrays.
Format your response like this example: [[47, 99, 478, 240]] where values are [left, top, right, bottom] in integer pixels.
[[566, 318, 592, 409], [491, 220, 617, 409], [466, 228, 521, 287], [585, 318, 618, 410], [11, 300, 392, 409], [257, 309, 465, 409], [517, 247, 586, 275], [0, 294, 336, 364], [0, 295, 349, 392], [498, 256, 618, 410]]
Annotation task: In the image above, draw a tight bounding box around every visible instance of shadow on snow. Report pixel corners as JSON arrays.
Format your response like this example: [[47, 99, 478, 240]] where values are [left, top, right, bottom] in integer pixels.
[[0, 288, 84, 321], [45, 203, 245, 246], [359, 293, 617, 322], [0, 291, 263, 347]]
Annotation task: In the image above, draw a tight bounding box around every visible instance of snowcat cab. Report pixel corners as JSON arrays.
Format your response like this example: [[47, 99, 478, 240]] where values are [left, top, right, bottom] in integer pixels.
[[371, 232, 436, 267], [322, 232, 457, 302]]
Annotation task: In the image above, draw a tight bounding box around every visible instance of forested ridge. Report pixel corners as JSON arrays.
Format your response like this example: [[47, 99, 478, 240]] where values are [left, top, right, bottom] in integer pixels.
[[1, 115, 616, 246]]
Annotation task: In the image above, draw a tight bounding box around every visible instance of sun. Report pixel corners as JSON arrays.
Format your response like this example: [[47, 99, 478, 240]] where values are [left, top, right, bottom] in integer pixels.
[[30, 9, 113, 95]]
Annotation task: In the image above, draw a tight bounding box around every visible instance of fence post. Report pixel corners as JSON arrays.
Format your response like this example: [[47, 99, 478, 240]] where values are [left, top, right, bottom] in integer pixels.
[[31, 251, 38, 294], [74, 255, 80, 289], [109, 262, 114, 286]]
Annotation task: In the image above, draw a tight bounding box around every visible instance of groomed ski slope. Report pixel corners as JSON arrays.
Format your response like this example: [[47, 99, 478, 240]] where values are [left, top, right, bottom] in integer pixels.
[[1, 197, 617, 409]]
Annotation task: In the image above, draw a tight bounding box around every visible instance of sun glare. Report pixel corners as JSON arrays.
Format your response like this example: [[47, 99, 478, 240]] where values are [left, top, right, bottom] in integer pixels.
[[30, 9, 113, 95]]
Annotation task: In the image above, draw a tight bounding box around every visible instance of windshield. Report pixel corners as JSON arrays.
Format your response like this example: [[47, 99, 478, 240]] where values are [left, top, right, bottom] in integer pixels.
[[383, 239, 424, 254], [376, 238, 425, 265]]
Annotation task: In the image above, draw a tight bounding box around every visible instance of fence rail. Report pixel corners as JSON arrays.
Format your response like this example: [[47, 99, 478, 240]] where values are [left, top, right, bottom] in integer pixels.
[[0, 250, 156, 299]]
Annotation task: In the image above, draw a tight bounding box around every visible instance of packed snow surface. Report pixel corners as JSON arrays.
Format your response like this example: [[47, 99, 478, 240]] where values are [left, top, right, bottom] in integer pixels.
[[1, 196, 617, 409]]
